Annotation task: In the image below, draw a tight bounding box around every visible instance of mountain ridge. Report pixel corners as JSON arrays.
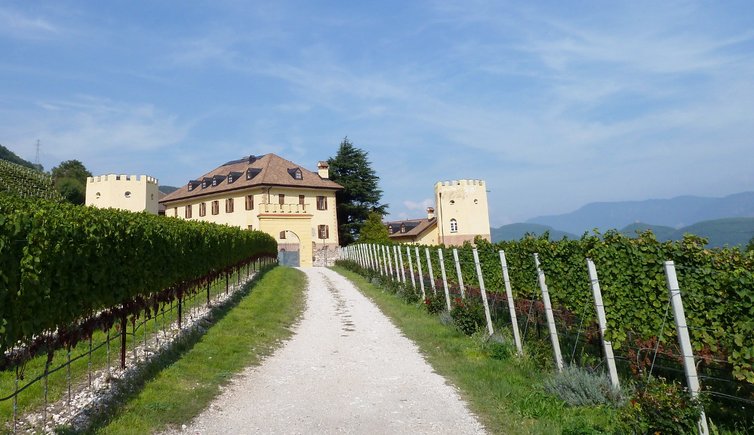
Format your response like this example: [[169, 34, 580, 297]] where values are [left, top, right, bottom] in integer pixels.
[[526, 192, 754, 234]]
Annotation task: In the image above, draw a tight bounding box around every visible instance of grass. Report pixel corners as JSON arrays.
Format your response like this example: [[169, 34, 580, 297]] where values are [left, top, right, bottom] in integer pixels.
[[81, 266, 306, 434], [0, 266, 254, 432], [333, 266, 617, 435]]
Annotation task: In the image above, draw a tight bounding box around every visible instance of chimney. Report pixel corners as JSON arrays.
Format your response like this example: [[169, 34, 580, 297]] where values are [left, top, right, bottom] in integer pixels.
[[317, 161, 329, 179], [427, 207, 435, 220]]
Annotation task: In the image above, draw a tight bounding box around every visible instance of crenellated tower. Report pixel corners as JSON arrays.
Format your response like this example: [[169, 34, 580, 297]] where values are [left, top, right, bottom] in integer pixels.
[[434, 179, 491, 246]]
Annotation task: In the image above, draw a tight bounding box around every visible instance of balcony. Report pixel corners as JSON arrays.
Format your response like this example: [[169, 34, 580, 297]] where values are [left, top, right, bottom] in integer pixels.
[[259, 202, 308, 214]]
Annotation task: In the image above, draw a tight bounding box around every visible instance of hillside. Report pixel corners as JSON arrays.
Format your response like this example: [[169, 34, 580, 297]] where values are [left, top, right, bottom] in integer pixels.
[[528, 192, 754, 234], [619, 218, 754, 247], [0, 144, 42, 170], [620, 222, 676, 240], [0, 159, 61, 201], [159, 185, 179, 194], [491, 223, 576, 242]]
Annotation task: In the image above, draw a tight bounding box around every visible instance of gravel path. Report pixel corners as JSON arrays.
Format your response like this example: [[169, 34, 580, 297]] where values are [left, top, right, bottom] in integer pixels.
[[173, 267, 486, 434]]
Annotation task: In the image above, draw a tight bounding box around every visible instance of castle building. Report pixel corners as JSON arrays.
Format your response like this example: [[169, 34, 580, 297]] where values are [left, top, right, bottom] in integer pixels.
[[85, 174, 160, 214], [385, 179, 491, 246], [159, 154, 342, 267]]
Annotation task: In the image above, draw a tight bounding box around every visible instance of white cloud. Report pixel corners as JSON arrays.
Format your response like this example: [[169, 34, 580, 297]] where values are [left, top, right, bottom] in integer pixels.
[[0, 7, 59, 40], [403, 198, 434, 211]]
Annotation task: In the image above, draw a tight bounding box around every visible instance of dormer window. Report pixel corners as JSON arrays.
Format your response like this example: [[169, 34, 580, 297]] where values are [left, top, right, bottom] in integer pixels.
[[211, 174, 226, 187], [201, 177, 212, 189], [246, 168, 261, 180], [400, 223, 406, 233], [227, 171, 242, 184], [187, 180, 201, 191], [288, 168, 303, 180], [387, 225, 394, 234]]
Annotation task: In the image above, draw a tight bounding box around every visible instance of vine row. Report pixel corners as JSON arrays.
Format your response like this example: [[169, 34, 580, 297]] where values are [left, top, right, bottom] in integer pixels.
[[0, 195, 277, 363]]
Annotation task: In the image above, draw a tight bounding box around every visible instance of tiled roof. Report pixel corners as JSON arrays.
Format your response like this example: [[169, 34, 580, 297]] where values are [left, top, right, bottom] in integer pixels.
[[386, 218, 436, 238], [160, 153, 342, 204]]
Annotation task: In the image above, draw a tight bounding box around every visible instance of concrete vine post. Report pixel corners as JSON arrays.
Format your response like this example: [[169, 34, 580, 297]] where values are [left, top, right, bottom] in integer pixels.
[[398, 246, 406, 283], [407, 246, 416, 289], [472, 248, 495, 335], [381, 245, 389, 276], [664, 261, 709, 435], [452, 248, 465, 299], [586, 259, 620, 388], [393, 245, 401, 282], [425, 247, 437, 295], [534, 253, 564, 372], [499, 250, 523, 355], [386, 245, 394, 280], [438, 249, 452, 311], [415, 246, 426, 299]]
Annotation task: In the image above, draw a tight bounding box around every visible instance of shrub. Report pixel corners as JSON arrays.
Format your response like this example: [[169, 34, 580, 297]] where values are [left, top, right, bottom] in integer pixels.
[[616, 376, 705, 434], [423, 293, 446, 314], [544, 365, 626, 407], [398, 287, 421, 304], [450, 297, 485, 335]]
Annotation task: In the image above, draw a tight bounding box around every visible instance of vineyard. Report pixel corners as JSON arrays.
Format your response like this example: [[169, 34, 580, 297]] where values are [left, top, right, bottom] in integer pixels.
[[0, 159, 62, 201], [342, 233, 754, 431], [0, 193, 278, 431]]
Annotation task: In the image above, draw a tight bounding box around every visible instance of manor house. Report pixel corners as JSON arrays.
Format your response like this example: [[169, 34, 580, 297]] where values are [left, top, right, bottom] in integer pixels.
[[159, 154, 342, 267]]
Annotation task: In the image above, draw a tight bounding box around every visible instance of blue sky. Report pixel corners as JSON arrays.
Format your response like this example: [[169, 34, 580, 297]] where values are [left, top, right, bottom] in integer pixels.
[[2, 1, 753, 226]]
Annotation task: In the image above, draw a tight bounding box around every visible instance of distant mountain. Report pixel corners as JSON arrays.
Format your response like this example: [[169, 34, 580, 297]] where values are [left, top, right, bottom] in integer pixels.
[[491, 223, 576, 242], [0, 144, 41, 171], [527, 192, 754, 234], [159, 185, 179, 194], [620, 222, 676, 240]]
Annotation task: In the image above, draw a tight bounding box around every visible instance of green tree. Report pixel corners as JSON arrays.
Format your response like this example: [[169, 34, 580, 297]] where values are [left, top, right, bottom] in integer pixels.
[[747, 236, 754, 253], [51, 159, 92, 205], [328, 137, 387, 245], [359, 212, 390, 243]]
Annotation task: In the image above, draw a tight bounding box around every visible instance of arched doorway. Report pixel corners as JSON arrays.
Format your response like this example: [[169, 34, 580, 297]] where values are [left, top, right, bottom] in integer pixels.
[[278, 230, 301, 266]]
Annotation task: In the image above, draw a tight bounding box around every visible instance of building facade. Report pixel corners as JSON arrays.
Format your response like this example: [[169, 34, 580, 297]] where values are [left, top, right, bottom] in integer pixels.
[[386, 179, 491, 246], [159, 154, 342, 267], [85, 174, 160, 214]]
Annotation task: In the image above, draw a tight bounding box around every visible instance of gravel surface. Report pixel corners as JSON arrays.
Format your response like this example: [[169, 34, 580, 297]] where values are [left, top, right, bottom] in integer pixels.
[[172, 267, 486, 434]]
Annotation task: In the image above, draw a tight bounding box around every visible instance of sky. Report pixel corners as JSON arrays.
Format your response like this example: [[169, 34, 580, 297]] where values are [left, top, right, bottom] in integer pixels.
[[1, 1, 753, 226]]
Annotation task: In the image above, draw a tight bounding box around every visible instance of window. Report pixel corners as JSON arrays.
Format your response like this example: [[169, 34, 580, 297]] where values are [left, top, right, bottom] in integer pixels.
[[173, 207, 178, 217], [199, 203, 206, 217], [450, 218, 458, 233], [95, 192, 101, 199], [225, 198, 234, 213], [280, 231, 286, 240], [316, 196, 327, 210], [288, 168, 303, 180], [400, 223, 406, 233], [299, 195, 305, 206], [278, 194, 285, 205], [124, 191, 131, 198], [247, 225, 253, 230], [318, 225, 329, 239], [246, 168, 261, 180], [387, 225, 393, 234], [185, 204, 192, 219], [449, 200, 455, 205], [474, 199, 478, 204], [211, 200, 219, 215], [245, 194, 254, 210]]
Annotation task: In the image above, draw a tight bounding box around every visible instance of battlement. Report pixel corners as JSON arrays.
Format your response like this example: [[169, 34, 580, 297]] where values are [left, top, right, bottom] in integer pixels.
[[435, 179, 485, 188], [87, 174, 159, 185]]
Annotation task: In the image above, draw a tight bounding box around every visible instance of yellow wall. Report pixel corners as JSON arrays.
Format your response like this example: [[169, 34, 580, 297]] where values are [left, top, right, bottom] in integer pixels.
[[163, 185, 339, 267], [434, 179, 491, 246], [259, 214, 314, 267], [86, 174, 159, 214]]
